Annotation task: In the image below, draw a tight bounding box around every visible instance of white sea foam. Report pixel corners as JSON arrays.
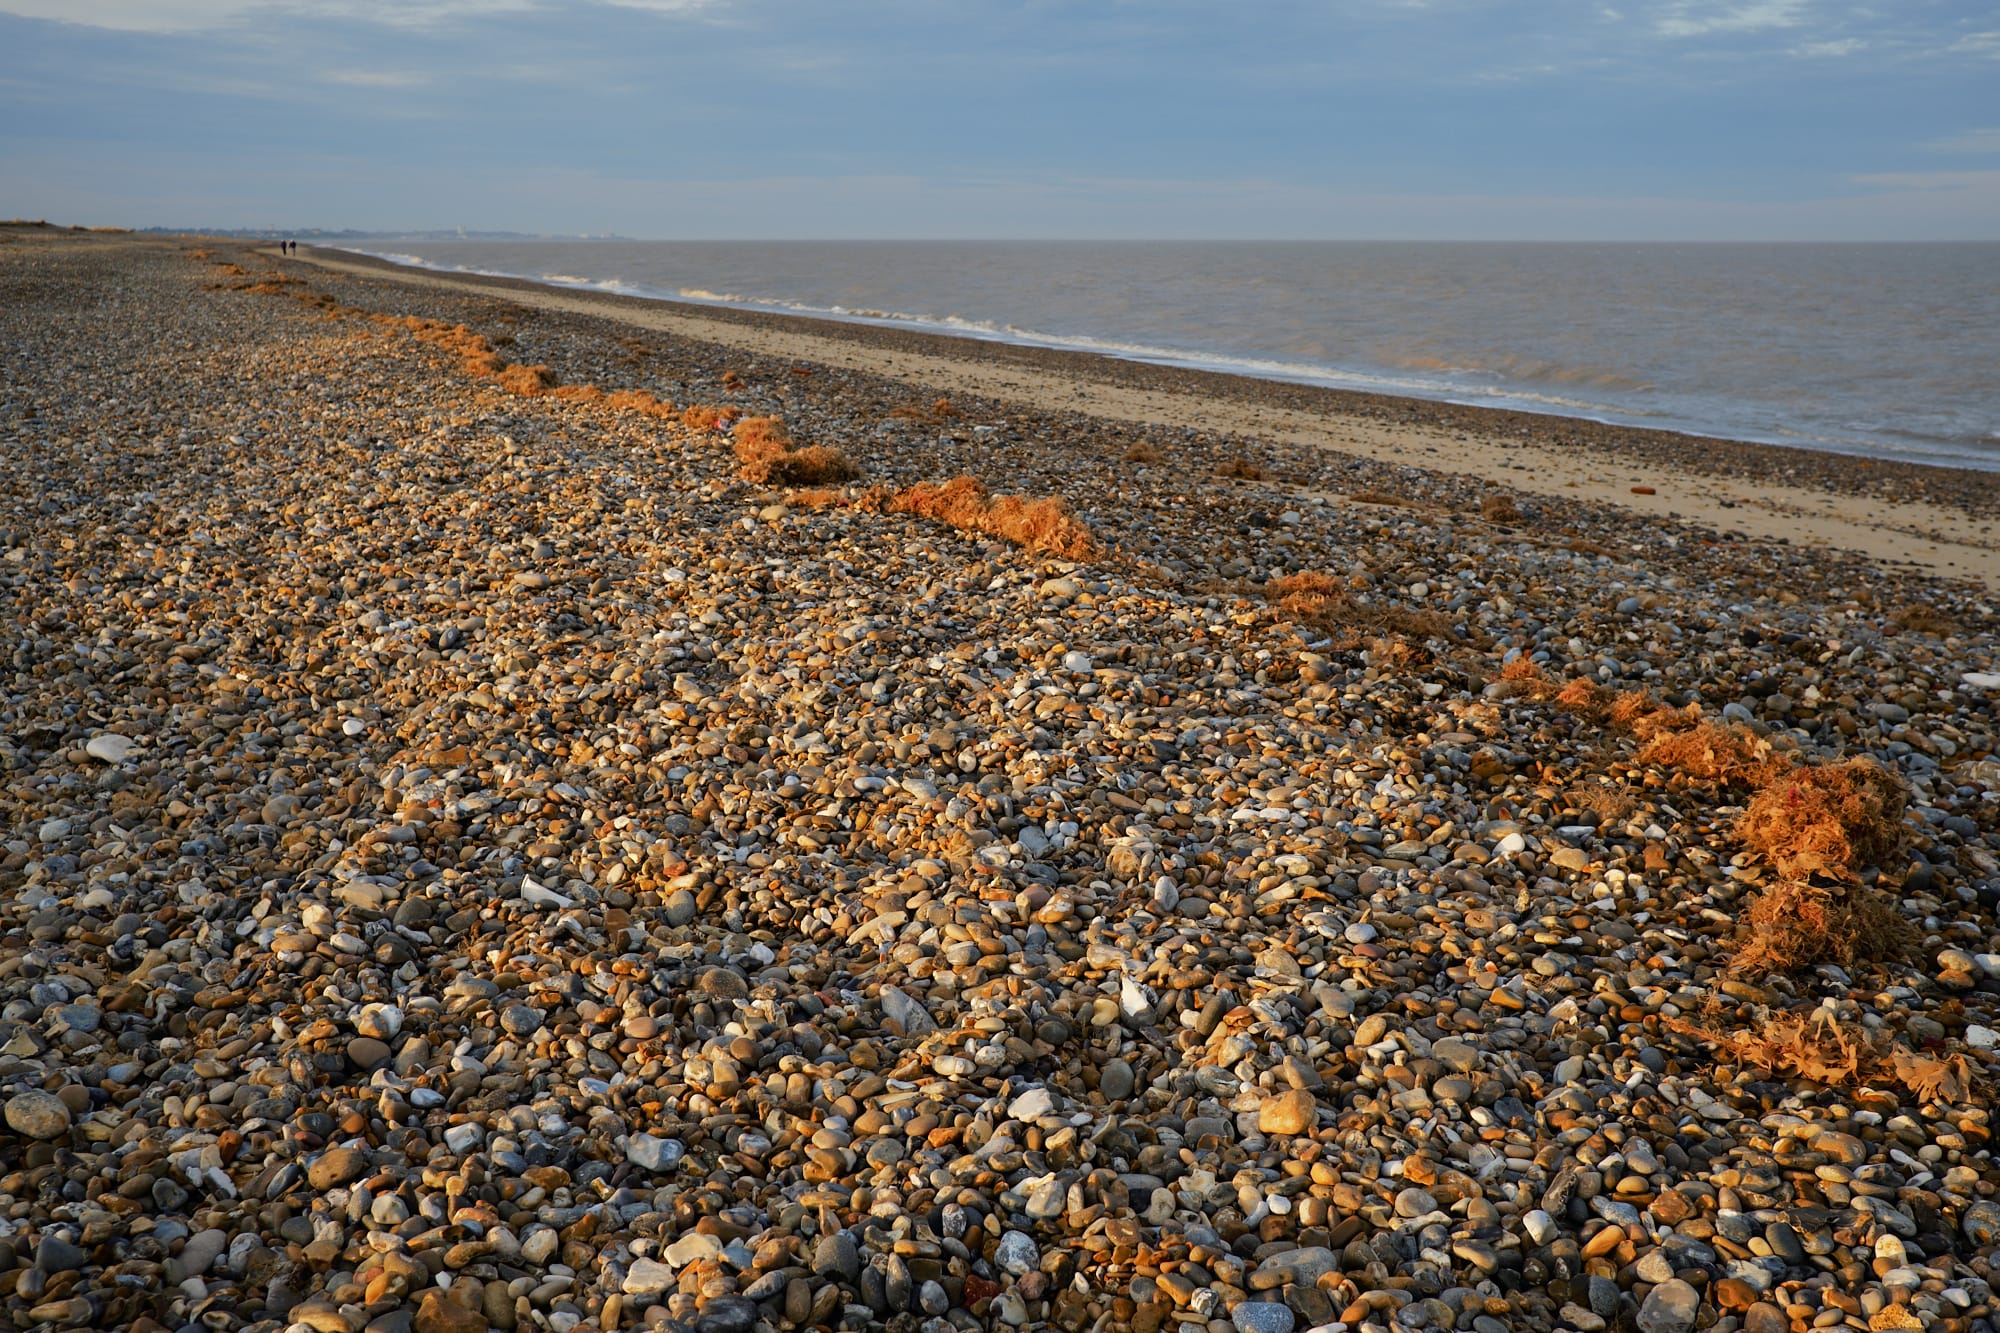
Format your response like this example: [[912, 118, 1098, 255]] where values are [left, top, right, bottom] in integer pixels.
[[339, 248, 525, 283], [676, 286, 1626, 419], [542, 272, 641, 294]]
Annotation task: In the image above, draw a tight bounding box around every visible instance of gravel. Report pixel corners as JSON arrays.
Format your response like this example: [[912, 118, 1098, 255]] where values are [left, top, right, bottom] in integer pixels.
[[0, 232, 1995, 1333]]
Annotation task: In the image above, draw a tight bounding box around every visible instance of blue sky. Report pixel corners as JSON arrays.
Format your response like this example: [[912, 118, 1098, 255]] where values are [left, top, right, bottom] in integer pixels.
[[2, 0, 1996, 238]]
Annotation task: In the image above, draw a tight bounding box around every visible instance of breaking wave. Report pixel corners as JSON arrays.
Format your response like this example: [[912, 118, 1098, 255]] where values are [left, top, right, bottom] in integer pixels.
[[673, 287, 1631, 419]]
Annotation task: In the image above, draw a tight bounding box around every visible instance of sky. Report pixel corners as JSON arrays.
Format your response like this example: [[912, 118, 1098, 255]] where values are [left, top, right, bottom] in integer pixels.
[[1, 0, 1996, 239]]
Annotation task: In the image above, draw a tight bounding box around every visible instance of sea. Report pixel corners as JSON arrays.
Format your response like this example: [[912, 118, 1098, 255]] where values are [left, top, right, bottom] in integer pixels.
[[339, 240, 2000, 471]]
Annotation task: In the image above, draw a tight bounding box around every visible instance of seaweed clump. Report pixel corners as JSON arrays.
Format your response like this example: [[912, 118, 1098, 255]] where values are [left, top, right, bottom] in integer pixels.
[[731, 416, 862, 487], [1636, 722, 1792, 789], [1731, 759, 1918, 975], [874, 477, 1096, 559], [1265, 571, 1454, 644], [1739, 758, 1909, 880]]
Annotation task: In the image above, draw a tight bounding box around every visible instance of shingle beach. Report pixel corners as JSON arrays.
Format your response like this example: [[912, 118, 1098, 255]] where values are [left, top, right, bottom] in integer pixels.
[[2, 230, 1998, 1333]]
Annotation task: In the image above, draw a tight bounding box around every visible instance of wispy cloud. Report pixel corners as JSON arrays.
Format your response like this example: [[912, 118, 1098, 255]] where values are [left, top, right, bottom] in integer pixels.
[[0, 0, 256, 31], [0, 0, 536, 33], [1852, 169, 2000, 192], [321, 69, 428, 88], [594, 0, 719, 10], [1791, 37, 1862, 57], [4, 0, 1997, 240], [1656, 0, 1808, 38], [1927, 128, 2000, 155]]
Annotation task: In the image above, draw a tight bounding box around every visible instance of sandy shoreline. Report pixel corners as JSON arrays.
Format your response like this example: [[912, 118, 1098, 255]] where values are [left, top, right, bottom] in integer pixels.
[[292, 243, 2000, 591]]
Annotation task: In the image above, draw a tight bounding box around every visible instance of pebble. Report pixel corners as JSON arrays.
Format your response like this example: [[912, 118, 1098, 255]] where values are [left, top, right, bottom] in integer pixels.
[[1231, 1301, 1296, 1333], [1257, 1088, 1317, 1135], [35, 1233, 87, 1273], [814, 1231, 862, 1283], [1394, 1186, 1437, 1218], [83, 732, 136, 762], [1522, 1209, 1557, 1245], [1431, 1035, 1479, 1071], [354, 1003, 404, 1039], [306, 1145, 370, 1190], [1634, 1249, 1676, 1284], [995, 1230, 1040, 1276], [0, 236, 1995, 1333], [696, 1296, 757, 1333], [412, 1289, 489, 1333], [626, 1132, 684, 1172], [346, 1036, 391, 1068], [4, 1089, 72, 1139], [1637, 1279, 1702, 1333], [173, 1227, 228, 1279], [664, 1231, 724, 1266]]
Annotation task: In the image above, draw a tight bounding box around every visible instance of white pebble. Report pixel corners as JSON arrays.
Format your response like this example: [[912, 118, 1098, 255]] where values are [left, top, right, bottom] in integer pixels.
[[85, 733, 136, 763]]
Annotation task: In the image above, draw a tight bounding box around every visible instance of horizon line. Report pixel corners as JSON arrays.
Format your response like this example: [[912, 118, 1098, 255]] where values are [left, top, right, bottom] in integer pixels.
[[126, 228, 2000, 246]]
